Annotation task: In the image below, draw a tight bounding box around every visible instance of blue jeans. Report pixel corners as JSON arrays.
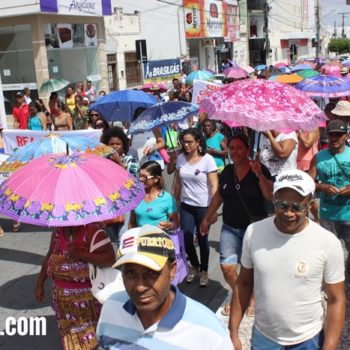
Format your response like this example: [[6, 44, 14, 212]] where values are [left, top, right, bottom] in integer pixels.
[[252, 327, 324, 350], [180, 202, 209, 272], [220, 223, 245, 265]]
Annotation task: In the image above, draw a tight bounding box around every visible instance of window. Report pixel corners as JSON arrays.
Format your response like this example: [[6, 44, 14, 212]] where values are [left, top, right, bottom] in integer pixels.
[[124, 52, 141, 86]]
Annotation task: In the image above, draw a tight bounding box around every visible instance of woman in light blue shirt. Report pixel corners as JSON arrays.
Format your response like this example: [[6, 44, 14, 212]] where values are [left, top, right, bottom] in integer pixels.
[[28, 101, 47, 130], [129, 161, 179, 231]]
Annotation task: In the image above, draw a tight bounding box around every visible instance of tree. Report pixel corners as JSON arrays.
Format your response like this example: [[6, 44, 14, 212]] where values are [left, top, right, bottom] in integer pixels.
[[327, 38, 350, 55]]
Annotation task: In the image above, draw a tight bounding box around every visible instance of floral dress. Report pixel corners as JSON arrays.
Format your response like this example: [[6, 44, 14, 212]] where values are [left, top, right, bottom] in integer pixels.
[[47, 225, 101, 350]]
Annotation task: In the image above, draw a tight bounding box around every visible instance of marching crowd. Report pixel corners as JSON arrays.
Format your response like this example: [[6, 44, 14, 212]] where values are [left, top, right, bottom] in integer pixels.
[[5, 73, 350, 350]]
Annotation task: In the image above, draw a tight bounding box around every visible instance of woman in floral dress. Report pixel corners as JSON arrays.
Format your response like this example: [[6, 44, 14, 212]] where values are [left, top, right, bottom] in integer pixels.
[[35, 223, 115, 350]]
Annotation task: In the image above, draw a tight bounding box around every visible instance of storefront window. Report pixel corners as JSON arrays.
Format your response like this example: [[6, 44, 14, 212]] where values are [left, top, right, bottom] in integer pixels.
[[0, 25, 37, 113], [44, 23, 100, 89]]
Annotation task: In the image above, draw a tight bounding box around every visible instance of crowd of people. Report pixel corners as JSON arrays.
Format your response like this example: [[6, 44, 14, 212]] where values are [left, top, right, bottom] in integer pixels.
[[5, 69, 350, 349]]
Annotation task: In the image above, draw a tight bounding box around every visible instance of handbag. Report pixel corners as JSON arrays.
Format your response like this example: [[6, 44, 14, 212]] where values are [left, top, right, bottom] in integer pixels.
[[88, 229, 124, 304], [232, 166, 265, 224], [168, 228, 189, 285]]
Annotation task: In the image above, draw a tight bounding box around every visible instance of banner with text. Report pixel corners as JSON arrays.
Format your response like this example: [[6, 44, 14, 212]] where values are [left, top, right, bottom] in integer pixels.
[[40, 0, 112, 16], [3, 129, 101, 154], [184, 0, 228, 38], [143, 59, 181, 83], [191, 79, 222, 105]]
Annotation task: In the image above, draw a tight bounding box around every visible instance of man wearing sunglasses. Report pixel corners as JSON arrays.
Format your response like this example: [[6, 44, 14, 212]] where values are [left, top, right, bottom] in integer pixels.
[[230, 169, 345, 350]]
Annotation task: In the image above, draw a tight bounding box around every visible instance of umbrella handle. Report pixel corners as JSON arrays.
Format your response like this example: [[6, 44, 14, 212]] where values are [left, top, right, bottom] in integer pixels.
[[66, 142, 69, 156]]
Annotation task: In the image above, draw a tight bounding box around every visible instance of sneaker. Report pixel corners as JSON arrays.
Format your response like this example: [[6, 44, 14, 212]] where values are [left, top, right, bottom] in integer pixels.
[[199, 271, 209, 287], [186, 266, 199, 283]]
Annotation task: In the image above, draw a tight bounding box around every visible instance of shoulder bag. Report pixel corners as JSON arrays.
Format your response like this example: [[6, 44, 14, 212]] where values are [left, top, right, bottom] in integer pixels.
[[233, 166, 265, 224], [88, 229, 124, 304]]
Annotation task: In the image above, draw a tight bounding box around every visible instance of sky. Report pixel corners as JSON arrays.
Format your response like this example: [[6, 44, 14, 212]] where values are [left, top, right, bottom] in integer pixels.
[[321, 0, 350, 27]]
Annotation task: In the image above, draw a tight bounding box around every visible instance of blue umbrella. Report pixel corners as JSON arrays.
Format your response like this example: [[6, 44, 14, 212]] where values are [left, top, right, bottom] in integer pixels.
[[255, 64, 267, 71], [128, 101, 199, 135], [290, 64, 314, 72], [295, 75, 350, 97], [90, 90, 157, 122], [186, 70, 214, 84]]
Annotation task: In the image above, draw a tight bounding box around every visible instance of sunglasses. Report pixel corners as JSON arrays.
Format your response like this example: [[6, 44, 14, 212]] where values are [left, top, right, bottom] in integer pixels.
[[273, 199, 309, 212], [138, 174, 154, 180], [91, 113, 100, 117]]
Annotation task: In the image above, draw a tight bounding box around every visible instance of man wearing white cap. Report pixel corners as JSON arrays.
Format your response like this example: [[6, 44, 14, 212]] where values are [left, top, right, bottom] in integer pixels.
[[97, 225, 233, 350], [230, 169, 345, 350]]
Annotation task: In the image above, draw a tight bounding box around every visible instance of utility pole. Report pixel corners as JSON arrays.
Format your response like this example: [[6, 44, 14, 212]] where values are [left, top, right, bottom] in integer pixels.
[[333, 21, 337, 38], [337, 12, 350, 38], [315, 0, 320, 58], [263, 0, 270, 65]]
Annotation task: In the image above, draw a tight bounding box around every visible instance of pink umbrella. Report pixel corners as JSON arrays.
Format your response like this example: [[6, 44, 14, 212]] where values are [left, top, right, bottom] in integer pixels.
[[274, 62, 288, 69], [141, 82, 168, 93], [0, 153, 145, 227], [200, 79, 327, 131], [242, 66, 255, 74], [320, 64, 341, 77], [223, 67, 248, 79]]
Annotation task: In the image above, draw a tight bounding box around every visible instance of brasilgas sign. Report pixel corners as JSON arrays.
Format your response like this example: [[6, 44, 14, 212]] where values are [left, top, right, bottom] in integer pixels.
[[143, 59, 181, 83]]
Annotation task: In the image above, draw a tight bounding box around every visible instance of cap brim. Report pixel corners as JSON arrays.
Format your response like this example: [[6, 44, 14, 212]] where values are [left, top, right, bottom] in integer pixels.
[[112, 252, 168, 271], [273, 184, 312, 197]]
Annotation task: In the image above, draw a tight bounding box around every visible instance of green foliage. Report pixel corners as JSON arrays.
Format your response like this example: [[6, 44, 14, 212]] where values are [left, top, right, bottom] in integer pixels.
[[327, 38, 350, 55]]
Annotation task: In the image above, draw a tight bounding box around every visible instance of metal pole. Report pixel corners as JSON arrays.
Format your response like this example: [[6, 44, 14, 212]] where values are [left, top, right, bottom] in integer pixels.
[[264, 0, 270, 65], [315, 0, 321, 58], [139, 41, 145, 86]]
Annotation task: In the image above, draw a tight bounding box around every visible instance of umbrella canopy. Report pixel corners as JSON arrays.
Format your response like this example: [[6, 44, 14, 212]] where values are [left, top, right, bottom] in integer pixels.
[[296, 69, 320, 79], [296, 60, 316, 69], [223, 67, 248, 79], [199, 79, 326, 131], [242, 66, 255, 74], [275, 74, 304, 84], [294, 75, 350, 97], [255, 64, 267, 71], [128, 101, 199, 135], [0, 133, 113, 174], [274, 62, 288, 69], [320, 64, 341, 77], [0, 153, 144, 227], [39, 78, 70, 95], [141, 82, 168, 93], [90, 90, 157, 123], [342, 60, 350, 67], [186, 70, 214, 84], [290, 64, 314, 72]]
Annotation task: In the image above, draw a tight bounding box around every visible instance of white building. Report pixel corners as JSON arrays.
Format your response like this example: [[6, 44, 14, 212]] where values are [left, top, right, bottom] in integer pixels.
[[248, 0, 316, 66]]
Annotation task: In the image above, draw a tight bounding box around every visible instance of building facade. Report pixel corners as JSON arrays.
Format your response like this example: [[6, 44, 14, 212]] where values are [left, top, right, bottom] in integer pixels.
[[0, 0, 111, 128]]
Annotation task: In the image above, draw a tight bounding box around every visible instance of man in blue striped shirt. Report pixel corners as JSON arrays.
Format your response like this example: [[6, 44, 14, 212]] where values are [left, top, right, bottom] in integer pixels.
[[97, 225, 233, 349]]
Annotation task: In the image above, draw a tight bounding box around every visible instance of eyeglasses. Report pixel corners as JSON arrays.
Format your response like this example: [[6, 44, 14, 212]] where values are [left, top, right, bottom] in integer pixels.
[[181, 140, 195, 145], [273, 199, 309, 212], [138, 174, 154, 180]]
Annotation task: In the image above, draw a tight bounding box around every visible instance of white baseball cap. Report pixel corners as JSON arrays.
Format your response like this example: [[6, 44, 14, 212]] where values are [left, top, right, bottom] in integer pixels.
[[273, 169, 315, 197]]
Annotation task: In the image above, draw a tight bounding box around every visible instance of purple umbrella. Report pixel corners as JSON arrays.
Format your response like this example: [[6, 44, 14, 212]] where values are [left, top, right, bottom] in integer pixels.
[[294, 75, 350, 97]]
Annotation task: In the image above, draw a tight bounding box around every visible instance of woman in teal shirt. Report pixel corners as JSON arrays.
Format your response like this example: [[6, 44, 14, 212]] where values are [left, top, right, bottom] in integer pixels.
[[28, 101, 47, 130], [129, 161, 179, 231]]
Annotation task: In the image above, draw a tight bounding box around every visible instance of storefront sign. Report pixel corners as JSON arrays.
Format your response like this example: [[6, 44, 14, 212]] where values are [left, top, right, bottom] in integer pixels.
[[40, 0, 111, 16], [143, 59, 181, 83], [184, 0, 228, 38], [3, 129, 101, 154], [2, 83, 37, 91]]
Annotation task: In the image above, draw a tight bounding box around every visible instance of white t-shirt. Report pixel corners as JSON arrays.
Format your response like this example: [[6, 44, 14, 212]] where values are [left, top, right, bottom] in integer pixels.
[[241, 217, 344, 345], [176, 153, 217, 207], [259, 132, 298, 176]]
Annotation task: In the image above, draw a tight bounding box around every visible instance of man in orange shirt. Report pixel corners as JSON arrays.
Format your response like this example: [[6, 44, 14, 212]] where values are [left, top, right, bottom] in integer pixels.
[[12, 91, 30, 129]]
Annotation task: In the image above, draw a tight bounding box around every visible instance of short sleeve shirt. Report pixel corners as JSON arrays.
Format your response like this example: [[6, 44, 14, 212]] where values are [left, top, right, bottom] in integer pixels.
[[259, 132, 298, 176], [176, 153, 217, 207], [134, 191, 176, 226]]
